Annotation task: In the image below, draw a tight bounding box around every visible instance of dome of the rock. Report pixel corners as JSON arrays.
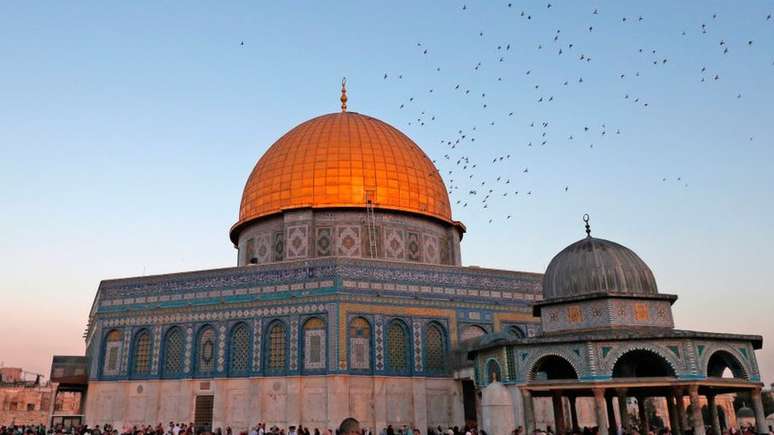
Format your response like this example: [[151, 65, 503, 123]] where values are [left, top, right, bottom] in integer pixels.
[[230, 111, 457, 242]]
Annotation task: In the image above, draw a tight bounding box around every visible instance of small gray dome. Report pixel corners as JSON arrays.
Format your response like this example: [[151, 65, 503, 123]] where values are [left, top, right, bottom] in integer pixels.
[[736, 407, 754, 418], [543, 236, 658, 300]]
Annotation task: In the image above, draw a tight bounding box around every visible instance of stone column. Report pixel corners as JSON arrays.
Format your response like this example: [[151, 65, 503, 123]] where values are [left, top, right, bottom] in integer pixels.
[[667, 395, 682, 435], [553, 391, 567, 435], [593, 388, 609, 435], [751, 387, 769, 435], [616, 389, 630, 432], [707, 394, 722, 435], [637, 397, 650, 432], [675, 389, 688, 435], [606, 395, 618, 435], [688, 385, 706, 435], [569, 396, 579, 432], [522, 388, 536, 435]]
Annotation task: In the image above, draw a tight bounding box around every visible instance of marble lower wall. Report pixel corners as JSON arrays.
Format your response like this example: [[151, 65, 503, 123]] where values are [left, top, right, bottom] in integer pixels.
[[84, 376, 465, 434]]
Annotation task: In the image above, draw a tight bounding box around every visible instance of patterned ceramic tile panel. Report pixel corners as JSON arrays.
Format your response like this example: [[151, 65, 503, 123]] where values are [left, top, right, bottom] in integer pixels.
[[217, 325, 226, 372], [350, 337, 370, 370], [304, 329, 326, 370], [289, 318, 299, 370], [252, 319, 262, 371], [184, 326, 193, 373], [151, 326, 161, 374], [286, 224, 309, 259], [245, 238, 256, 264], [383, 227, 405, 260], [120, 327, 131, 374], [412, 320, 423, 372], [336, 225, 361, 257], [255, 233, 271, 264], [407, 232, 421, 262], [272, 232, 285, 261], [316, 227, 332, 257], [422, 234, 440, 264], [439, 236, 450, 265], [374, 315, 384, 371]]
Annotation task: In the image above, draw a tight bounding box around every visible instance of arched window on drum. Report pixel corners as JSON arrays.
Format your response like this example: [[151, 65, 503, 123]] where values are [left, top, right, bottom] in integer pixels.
[[195, 326, 217, 376], [102, 329, 123, 377], [162, 327, 185, 378], [266, 321, 287, 372], [424, 322, 447, 374], [303, 318, 326, 371], [131, 329, 151, 377], [228, 322, 250, 375], [349, 317, 371, 370], [386, 320, 411, 373]]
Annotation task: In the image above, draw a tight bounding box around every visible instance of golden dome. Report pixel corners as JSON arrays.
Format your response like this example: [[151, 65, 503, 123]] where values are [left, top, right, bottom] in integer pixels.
[[231, 111, 458, 241]]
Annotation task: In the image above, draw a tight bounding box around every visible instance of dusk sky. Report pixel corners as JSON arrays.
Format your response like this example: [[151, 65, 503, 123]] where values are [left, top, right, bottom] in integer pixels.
[[1, 1, 772, 385]]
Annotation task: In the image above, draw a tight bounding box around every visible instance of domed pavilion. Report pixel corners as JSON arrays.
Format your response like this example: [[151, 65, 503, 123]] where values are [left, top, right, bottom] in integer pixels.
[[470, 217, 767, 435]]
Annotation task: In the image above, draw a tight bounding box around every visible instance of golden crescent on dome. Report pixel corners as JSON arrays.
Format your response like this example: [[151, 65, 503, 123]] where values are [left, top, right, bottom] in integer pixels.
[[340, 77, 348, 112]]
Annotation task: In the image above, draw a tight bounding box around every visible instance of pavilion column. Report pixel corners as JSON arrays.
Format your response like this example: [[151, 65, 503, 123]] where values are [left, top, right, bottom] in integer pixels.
[[593, 388, 610, 435], [688, 385, 707, 435], [616, 388, 631, 432], [707, 394, 722, 435], [667, 394, 683, 435], [674, 388, 688, 435], [637, 397, 650, 432], [569, 396, 579, 432], [522, 388, 536, 435], [751, 387, 769, 435], [552, 390, 567, 435], [606, 395, 618, 435]]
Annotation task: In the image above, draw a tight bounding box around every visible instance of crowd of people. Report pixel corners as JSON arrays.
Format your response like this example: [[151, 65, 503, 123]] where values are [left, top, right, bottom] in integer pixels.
[[2, 421, 772, 435]]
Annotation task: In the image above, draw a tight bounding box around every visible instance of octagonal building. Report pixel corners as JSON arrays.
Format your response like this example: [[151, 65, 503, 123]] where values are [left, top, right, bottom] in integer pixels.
[[76, 90, 544, 433]]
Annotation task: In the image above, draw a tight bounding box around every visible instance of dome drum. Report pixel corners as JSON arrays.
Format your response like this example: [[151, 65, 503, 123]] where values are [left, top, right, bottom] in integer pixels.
[[235, 207, 462, 266]]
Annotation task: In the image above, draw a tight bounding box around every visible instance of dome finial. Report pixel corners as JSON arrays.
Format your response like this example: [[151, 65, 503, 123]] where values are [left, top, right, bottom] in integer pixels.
[[583, 213, 591, 237], [340, 77, 348, 112]]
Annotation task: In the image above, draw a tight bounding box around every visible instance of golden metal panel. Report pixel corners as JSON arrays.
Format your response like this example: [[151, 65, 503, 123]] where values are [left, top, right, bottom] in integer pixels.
[[235, 112, 452, 229]]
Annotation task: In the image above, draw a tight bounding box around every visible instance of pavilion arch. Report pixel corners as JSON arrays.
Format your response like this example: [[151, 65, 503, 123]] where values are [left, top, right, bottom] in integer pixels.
[[611, 348, 677, 378], [528, 354, 580, 381], [506, 325, 525, 338], [605, 344, 682, 378], [706, 349, 749, 380], [460, 324, 488, 342]]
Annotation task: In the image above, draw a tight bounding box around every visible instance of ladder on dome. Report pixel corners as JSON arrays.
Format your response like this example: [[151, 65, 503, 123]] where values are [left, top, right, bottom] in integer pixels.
[[365, 190, 378, 258]]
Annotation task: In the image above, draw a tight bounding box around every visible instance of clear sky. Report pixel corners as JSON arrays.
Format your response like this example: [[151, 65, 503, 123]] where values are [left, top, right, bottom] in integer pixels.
[[1, 1, 772, 385]]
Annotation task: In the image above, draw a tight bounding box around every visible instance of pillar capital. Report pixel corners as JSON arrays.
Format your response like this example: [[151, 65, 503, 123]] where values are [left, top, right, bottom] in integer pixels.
[[688, 384, 700, 395], [593, 387, 606, 398]]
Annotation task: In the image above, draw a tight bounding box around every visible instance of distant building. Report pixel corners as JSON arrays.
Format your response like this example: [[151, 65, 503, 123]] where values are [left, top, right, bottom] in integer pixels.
[[0, 367, 79, 427]]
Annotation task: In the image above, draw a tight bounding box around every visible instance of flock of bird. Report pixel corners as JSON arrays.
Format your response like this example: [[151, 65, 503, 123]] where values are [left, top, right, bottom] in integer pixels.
[[366, 2, 772, 224]]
